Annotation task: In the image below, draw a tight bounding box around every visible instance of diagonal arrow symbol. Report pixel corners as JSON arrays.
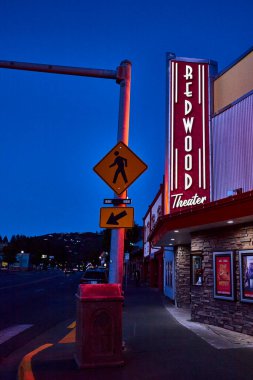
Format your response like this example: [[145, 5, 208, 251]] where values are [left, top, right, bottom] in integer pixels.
[[106, 210, 128, 225]]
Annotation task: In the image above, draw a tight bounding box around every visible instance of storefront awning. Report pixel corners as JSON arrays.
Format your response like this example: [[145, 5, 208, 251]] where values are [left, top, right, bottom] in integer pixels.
[[149, 190, 253, 247]]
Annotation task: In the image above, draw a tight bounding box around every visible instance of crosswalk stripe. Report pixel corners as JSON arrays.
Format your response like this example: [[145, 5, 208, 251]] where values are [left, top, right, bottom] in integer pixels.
[[0, 324, 33, 344]]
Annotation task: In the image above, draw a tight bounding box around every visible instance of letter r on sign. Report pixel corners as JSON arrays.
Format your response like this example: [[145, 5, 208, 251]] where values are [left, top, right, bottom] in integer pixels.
[[184, 65, 193, 80]]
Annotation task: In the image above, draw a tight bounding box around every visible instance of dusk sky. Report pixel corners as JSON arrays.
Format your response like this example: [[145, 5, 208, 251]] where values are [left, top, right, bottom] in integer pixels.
[[0, 0, 252, 239]]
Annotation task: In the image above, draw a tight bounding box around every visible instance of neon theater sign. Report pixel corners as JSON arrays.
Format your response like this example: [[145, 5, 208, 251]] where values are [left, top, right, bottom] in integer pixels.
[[168, 59, 211, 212]]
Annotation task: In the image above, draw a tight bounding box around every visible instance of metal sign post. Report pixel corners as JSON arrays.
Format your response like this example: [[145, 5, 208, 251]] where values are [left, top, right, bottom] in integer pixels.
[[109, 60, 131, 285]]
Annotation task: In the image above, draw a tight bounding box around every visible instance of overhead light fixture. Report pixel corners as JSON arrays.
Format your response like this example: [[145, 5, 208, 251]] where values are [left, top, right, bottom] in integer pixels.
[[227, 220, 234, 224], [174, 230, 179, 233]]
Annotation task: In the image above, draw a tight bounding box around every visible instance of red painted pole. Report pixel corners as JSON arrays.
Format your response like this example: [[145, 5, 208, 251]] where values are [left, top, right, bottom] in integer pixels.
[[109, 60, 132, 285]]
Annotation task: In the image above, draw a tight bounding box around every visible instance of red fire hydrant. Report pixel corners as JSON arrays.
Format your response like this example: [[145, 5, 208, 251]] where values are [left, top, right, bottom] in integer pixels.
[[74, 283, 124, 368]]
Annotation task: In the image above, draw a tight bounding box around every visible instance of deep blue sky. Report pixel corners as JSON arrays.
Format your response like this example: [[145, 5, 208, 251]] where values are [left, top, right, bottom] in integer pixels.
[[0, 0, 252, 239]]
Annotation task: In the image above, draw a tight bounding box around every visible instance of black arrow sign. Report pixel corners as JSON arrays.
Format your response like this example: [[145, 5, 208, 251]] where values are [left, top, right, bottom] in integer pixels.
[[106, 210, 128, 225]]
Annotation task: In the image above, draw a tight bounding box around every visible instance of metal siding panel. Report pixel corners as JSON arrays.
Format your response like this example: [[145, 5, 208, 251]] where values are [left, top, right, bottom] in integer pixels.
[[212, 94, 253, 200]]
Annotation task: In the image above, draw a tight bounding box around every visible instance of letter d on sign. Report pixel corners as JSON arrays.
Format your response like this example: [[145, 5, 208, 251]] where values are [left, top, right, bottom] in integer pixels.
[[184, 100, 192, 115], [185, 173, 192, 190]]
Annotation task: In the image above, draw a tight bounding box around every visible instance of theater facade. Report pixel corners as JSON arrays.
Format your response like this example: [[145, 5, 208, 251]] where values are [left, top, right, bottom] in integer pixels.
[[144, 47, 253, 335]]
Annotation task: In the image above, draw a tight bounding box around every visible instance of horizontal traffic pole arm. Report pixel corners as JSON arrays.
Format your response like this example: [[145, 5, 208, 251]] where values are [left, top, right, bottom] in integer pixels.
[[0, 60, 118, 80]]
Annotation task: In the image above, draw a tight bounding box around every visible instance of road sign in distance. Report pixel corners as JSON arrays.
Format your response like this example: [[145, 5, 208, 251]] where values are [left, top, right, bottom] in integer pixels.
[[100, 207, 134, 228], [93, 141, 147, 195]]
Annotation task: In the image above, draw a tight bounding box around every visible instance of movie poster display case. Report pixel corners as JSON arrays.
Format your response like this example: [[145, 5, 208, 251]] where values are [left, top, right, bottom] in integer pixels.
[[213, 251, 235, 301]]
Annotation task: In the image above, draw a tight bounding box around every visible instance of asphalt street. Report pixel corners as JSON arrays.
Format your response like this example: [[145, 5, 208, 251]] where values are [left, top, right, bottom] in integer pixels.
[[0, 270, 82, 361]]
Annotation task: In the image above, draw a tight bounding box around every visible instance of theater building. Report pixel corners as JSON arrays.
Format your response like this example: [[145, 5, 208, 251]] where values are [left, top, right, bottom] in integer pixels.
[[143, 183, 165, 291], [145, 47, 253, 335]]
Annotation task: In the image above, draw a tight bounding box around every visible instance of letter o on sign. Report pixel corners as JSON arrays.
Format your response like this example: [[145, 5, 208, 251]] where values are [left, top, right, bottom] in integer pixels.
[[185, 154, 192, 171], [185, 135, 192, 152]]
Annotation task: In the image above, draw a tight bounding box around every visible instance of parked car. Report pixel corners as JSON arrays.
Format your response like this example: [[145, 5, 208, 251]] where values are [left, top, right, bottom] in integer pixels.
[[80, 267, 108, 284]]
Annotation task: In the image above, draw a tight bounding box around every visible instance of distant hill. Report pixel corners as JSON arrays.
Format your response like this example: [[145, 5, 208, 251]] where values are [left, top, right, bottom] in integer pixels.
[[3, 225, 142, 267], [36, 231, 105, 264], [3, 231, 106, 266]]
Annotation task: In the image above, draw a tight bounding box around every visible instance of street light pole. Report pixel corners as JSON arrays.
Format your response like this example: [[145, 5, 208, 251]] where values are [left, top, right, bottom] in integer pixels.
[[116, 60, 131, 144], [109, 60, 132, 285]]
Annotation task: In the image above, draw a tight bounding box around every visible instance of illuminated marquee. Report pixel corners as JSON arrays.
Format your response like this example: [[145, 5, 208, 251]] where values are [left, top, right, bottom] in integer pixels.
[[169, 59, 210, 212]]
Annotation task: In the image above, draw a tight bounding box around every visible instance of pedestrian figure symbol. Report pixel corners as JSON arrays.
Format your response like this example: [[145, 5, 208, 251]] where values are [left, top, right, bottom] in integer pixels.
[[109, 151, 128, 184], [93, 141, 147, 195]]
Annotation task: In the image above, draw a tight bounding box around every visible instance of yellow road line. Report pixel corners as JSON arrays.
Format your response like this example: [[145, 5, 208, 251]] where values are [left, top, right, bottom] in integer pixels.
[[59, 320, 76, 343], [59, 328, 76, 344], [18, 343, 53, 380], [18, 322, 76, 379], [67, 321, 76, 329]]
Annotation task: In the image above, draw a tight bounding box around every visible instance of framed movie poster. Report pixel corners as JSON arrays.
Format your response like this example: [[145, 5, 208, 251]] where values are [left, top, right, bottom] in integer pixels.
[[191, 254, 203, 286], [213, 251, 234, 300], [239, 250, 253, 303]]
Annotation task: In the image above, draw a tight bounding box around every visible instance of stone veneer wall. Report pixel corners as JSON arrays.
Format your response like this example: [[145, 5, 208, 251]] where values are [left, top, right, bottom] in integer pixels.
[[191, 223, 253, 336], [175, 245, 191, 307]]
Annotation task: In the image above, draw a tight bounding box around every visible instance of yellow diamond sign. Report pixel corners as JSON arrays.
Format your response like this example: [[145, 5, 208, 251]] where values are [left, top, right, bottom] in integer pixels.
[[93, 141, 147, 195]]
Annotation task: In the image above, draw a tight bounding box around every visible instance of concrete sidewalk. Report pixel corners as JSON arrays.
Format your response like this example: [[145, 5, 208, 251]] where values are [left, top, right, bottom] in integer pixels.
[[19, 285, 253, 380]]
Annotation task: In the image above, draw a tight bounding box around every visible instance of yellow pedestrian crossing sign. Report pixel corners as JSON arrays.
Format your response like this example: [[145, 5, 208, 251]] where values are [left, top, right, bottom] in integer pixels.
[[100, 207, 134, 228], [93, 141, 147, 195]]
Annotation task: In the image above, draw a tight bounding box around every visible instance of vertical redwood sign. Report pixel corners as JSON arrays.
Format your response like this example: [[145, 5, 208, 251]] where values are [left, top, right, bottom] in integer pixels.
[[168, 60, 210, 212]]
